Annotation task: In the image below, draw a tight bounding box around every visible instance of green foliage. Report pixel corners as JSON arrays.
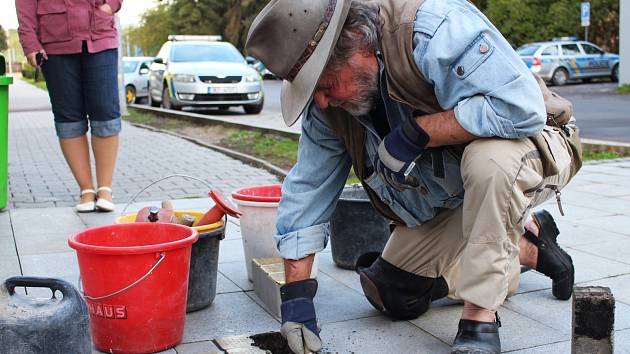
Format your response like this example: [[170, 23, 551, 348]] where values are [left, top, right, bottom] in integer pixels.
[[127, 3, 173, 56], [0, 25, 8, 53], [617, 84, 630, 94], [582, 150, 622, 161], [21, 63, 44, 82], [482, 0, 619, 52]]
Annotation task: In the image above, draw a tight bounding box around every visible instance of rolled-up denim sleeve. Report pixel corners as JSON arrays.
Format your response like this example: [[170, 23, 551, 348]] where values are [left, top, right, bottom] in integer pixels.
[[412, 0, 546, 139], [275, 104, 352, 260]]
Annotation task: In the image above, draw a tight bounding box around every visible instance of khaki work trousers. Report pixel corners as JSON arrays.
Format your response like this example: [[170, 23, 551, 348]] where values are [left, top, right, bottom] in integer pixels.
[[382, 127, 575, 310]]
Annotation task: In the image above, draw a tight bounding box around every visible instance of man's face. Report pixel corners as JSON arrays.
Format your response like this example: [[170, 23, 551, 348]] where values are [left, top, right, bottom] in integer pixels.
[[313, 52, 379, 116]]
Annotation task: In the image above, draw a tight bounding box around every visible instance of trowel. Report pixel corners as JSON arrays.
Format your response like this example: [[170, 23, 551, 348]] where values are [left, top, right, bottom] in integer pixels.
[[194, 190, 241, 226]]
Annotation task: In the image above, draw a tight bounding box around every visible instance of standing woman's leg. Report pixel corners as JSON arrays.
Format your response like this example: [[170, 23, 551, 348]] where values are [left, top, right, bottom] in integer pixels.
[[40, 53, 96, 209], [82, 47, 121, 211]]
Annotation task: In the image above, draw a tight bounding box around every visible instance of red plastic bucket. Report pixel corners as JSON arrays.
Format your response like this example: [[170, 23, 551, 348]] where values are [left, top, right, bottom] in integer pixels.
[[231, 184, 282, 203], [68, 223, 198, 354]]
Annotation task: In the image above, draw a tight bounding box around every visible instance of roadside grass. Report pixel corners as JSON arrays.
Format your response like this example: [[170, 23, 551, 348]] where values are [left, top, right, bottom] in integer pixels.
[[22, 77, 47, 91], [617, 84, 630, 94], [123, 109, 628, 181]]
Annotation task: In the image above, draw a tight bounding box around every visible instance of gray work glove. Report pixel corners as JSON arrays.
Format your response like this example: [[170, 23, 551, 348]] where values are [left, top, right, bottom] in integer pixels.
[[280, 279, 322, 353]]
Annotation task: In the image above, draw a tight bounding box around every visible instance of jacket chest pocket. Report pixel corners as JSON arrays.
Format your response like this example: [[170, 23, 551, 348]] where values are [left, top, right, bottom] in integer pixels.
[[92, 6, 116, 40], [37, 0, 71, 44]]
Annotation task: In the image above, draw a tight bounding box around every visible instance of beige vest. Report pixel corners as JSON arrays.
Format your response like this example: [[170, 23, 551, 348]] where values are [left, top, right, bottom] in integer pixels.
[[325, 0, 581, 223]]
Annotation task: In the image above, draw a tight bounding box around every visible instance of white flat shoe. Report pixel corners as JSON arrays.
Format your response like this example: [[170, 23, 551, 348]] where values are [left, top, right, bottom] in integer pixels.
[[76, 189, 96, 213], [96, 186, 115, 212]]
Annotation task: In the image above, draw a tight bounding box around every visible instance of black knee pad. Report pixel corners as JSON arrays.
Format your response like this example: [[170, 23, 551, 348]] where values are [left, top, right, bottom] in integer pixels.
[[357, 254, 449, 320]]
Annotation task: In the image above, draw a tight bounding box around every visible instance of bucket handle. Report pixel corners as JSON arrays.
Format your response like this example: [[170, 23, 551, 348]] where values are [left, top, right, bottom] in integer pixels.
[[120, 174, 215, 216], [5, 276, 81, 302], [80, 252, 165, 301]]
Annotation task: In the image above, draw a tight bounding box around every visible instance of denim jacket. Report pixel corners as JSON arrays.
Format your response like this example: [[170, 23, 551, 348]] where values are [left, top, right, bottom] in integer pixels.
[[275, 0, 546, 260]]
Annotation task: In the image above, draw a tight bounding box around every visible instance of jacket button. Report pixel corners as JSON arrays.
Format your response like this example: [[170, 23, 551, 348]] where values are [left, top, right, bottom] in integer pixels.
[[456, 66, 464, 76], [479, 43, 489, 53]]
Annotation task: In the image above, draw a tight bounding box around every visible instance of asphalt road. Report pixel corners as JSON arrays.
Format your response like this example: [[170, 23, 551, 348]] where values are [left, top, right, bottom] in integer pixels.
[[148, 79, 630, 143]]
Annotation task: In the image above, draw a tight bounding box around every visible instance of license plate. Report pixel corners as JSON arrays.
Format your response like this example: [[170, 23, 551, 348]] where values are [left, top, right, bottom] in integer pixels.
[[208, 86, 238, 94]]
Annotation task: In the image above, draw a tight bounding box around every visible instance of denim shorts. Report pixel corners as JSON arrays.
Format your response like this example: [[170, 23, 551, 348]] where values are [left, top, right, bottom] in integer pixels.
[[41, 44, 121, 138]]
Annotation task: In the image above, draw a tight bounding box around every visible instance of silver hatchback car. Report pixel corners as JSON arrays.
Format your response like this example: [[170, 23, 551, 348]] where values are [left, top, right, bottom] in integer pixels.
[[123, 56, 154, 104], [517, 39, 619, 86], [148, 36, 264, 113]]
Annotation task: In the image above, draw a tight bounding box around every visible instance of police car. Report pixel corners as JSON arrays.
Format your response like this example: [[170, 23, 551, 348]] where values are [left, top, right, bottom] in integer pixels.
[[148, 35, 264, 113], [517, 38, 619, 86]]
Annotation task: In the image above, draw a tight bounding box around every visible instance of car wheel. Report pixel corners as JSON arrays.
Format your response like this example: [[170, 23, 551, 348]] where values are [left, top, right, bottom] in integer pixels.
[[125, 85, 136, 105], [148, 84, 160, 107], [243, 97, 264, 114], [612, 64, 619, 82], [551, 68, 568, 86], [162, 85, 181, 111]]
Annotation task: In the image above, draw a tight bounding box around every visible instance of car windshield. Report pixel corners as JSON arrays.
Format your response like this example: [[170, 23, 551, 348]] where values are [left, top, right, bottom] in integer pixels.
[[517, 44, 541, 56], [171, 44, 244, 63], [123, 60, 139, 73]]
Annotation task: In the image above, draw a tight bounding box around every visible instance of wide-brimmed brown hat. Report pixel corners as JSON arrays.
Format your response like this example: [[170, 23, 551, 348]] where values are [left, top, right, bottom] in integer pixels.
[[246, 0, 351, 126]]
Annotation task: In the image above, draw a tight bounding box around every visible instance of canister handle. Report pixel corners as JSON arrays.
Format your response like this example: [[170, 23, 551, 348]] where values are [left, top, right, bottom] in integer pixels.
[[4, 276, 81, 302]]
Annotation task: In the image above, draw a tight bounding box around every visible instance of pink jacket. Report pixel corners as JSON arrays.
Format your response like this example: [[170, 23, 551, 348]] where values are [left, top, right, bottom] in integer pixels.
[[16, 0, 123, 56]]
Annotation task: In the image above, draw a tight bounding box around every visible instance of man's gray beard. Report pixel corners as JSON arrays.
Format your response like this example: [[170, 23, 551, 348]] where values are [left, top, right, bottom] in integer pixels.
[[331, 64, 379, 117]]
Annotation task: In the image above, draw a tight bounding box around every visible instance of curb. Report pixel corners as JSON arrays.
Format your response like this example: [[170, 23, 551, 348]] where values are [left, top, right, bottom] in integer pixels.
[[128, 105, 299, 139], [129, 122, 289, 179]]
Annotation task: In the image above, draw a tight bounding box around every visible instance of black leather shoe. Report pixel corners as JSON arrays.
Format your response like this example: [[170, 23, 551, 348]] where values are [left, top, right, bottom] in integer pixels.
[[524, 209, 575, 300], [451, 314, 501, 354]]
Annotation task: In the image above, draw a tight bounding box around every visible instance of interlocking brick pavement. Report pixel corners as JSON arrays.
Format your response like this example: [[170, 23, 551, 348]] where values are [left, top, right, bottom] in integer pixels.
[[7, 79, 278, 209]]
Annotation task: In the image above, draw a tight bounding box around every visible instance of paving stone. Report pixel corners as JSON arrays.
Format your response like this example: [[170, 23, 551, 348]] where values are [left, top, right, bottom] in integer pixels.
[[19, 251, 79, 278], [216, 272, 241, 294], [174, 340, 222, 354], [315, 272, 377, 324], [554, 222, 629, 247], [504, 289, 630, 334], [317, 252, 363, 293], [219, 261, 253, 291], [0, 253, 22, 280], [615, 329, 630, 354], [9, 207, 85, 236], [574, 214, 630, 236], [515, 270, 552, 294], [320, 316, 450, 353], [410, 304, 567, 352], [0, 235, 17, 256], [571, 236, 630, 266], [182, 292, 279, 343], [586, 274, 630, 306], [14, 232, 72, 255], [219, 239, 246, 264], [569, 249, 630, 283], [506, 341, 570, 353], [540, 203, 612, 222]]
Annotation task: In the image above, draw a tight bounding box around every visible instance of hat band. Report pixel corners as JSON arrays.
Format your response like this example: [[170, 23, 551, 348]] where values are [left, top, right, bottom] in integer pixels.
[[285, 0, 337, 82]]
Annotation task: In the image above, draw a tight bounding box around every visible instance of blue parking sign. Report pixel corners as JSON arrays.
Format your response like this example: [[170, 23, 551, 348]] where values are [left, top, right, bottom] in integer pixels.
[[581, 2, 590, 27]]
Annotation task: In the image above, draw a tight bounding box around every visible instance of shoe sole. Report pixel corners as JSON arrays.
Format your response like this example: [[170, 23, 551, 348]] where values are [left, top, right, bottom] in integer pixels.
[[359, 271, 386, 313], [533, 210, 574, 300]]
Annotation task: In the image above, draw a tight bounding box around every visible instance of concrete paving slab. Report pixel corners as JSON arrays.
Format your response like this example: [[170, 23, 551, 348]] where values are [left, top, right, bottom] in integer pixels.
[[0, 253, 22, 280], [571, 182, 630, 198], [219, 239, 246, 264], [224, 225, 242, 241], [569, 249, 630, 283], [0, 235, 17, 256], [554, 222, 629, 247], [0, 212, 12, 237], [574, 214, 630, 236], [320, 316, 451, 353], [506, 341, 570, 353], [216, 272, 241, 294], [586, 274, 630, 306], [504, 289, 630, 335], [14, 232, 72, 255], [615, 329, 630, 354], [9, 207, 85, 236], [182, 292, 279, 343], [542, 203, 613, 221], [571, 236, 630, 266], [219, 261, 253, 291], [410, 305, 567, 352], [174, 340, 222, 354], [515, 270, 552, 294], [19, 251, 79, 278], [314, 272, 378, 324], [317, 252, 363, 293]]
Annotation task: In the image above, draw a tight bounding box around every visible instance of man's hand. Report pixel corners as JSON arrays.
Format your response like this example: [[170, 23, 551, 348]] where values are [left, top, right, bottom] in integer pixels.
[[26, 50, 47, 67], [374, 117, 430, 191], [280, 279, 322, 354], [98, 3, 113, 15]]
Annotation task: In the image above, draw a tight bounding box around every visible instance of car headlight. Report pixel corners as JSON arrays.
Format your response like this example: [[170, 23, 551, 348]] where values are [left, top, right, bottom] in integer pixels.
[[172, 74, 196, 83], [244, 74, 261, 83]]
